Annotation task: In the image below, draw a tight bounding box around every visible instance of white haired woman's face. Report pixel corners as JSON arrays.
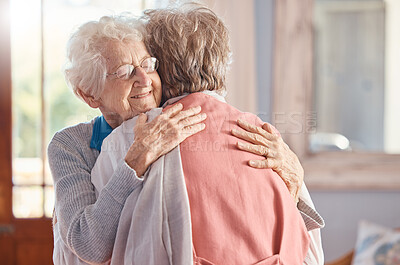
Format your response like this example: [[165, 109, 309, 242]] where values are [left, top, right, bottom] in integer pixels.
[[95, 39, 162, 124]]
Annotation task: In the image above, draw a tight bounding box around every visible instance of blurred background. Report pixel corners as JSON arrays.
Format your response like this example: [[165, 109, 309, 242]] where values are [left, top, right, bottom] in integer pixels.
[[0, 0, 399, 264]]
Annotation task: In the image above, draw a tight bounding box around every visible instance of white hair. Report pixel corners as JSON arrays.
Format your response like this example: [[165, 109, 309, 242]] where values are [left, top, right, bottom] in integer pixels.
[[64, 14, 145, 100]]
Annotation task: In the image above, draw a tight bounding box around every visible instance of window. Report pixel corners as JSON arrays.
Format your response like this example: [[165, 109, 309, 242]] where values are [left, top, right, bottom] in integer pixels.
[[313, 0, 400, 154], [272, 0, 400, 189], [10, 0, 167, 218]]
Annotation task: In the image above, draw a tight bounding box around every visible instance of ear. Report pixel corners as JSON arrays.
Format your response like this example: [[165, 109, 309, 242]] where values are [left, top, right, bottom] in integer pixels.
[[77, 89, 101, 109]]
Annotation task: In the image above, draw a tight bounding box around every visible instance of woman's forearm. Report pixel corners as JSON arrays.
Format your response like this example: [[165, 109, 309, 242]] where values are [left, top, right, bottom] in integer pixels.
[[49, 134, 141, 263]]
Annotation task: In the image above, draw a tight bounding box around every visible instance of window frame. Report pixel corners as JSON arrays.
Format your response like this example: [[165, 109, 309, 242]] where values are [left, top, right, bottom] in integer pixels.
[[272, 0, 400, 190]]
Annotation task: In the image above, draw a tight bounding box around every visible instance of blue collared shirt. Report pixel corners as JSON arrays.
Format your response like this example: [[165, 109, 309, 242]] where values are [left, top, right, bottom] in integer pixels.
[[90, 116, 113, 151]]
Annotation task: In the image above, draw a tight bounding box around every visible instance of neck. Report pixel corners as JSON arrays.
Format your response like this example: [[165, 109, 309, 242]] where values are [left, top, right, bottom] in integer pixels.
[[101, 112, 123, 129]]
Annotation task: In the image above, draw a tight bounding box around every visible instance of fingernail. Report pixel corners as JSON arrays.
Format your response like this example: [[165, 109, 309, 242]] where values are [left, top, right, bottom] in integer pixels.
[[237, 141, 244, 148], [231, 129, 238, 134], [249, 160, 256, 166], [201, 113, 207, 119]]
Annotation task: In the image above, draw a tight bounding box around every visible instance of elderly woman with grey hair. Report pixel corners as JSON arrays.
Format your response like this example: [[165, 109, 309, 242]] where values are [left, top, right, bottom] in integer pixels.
[[49, 6, 323, 265]]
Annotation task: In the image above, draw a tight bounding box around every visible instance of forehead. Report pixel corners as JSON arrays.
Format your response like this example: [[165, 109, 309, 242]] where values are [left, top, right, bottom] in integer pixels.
[[102, 39, 150, 67]]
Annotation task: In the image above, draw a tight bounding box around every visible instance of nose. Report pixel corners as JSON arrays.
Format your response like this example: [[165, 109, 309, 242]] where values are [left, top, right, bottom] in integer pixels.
[[133, 67, 152, 88]]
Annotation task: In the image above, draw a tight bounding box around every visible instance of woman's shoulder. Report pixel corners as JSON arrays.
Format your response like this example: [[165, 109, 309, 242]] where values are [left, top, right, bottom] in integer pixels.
[[48, 118, 100, 184], [49, 118, 96, 150]]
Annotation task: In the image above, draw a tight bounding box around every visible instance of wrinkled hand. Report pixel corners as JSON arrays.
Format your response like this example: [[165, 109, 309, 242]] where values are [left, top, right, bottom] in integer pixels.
[[231, 119, 303, 203], [125, 103, 206, 177]]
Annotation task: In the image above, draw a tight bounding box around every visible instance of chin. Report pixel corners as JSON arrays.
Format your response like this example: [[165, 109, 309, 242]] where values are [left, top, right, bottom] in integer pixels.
[[144, 102, 158, 111], [135, 106, 155, 116], [142, 107, 153, 113]]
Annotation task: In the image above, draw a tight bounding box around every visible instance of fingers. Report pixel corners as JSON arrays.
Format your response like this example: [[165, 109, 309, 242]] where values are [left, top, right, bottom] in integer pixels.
[[173, 105, 202, 121], [261, 122, 274, 134], [166, 104, 205, 131], [136, 113, 148, 125], [248, 158, 279, 170], [181, 123, 206, 136], [237, 119, 276, 141], [237, 141, 274, 157], [237, 119, 266, 136], [163, 103, 184, 118], [262, 122, 280, 137], [163, 104, 204, 128], [179, 112, 207, 128], [231, 127, 271, 147]]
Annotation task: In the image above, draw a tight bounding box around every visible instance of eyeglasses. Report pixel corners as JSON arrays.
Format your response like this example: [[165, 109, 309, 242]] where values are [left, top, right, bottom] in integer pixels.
[[106, 57, 159, 80]]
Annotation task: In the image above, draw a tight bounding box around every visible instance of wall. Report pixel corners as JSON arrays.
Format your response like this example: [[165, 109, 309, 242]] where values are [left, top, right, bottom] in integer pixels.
[[254, 0, 274, 122], [200, 0, 257, 114], [309, 190, 400, 262]]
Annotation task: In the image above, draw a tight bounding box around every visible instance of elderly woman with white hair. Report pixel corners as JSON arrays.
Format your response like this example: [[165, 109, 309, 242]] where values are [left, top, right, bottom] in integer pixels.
[[49, 14, 208, 264], [49, 6, 323, 265]]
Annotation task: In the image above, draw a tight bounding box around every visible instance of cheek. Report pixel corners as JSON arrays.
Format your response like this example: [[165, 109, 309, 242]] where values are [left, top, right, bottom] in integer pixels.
[[105, 92, 123, 106], [101, 84, 131, 110], [154, 87, 162, 105], [152, 77, 162, 105]]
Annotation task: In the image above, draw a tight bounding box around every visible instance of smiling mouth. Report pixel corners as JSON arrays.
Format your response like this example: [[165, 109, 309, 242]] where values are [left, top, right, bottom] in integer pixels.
[[131, 91, 152, 99]]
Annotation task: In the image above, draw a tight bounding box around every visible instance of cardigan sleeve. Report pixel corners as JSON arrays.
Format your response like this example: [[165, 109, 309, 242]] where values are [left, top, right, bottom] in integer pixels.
[[298, 182, 325, 265], [48, 129, 143, 264], [298, 198, 325, 231]]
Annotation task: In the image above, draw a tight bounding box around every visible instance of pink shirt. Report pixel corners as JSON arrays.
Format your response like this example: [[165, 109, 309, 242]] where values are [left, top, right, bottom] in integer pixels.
[[176, 93, 309, 265]]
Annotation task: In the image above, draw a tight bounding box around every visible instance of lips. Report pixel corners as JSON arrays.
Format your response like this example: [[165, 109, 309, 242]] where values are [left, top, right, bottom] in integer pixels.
[[131, 91, 152, 99]]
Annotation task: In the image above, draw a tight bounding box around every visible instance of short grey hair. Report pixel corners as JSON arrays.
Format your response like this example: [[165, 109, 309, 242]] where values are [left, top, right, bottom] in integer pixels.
[[143, 3, 232, 101], [64, 14, 144, 100]]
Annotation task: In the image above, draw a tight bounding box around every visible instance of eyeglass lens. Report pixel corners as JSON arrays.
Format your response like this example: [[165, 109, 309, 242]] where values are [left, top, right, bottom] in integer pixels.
[[115, 57, 158, 79]]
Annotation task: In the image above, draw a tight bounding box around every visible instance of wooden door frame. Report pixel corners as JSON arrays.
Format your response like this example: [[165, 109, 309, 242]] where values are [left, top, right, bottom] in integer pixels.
[[1, 0, 53, 264], [0, 0, 13, 226], [0, 0, 15, 262]]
